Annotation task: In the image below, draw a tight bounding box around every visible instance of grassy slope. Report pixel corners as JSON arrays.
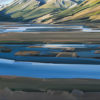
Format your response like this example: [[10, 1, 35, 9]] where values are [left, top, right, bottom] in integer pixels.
[[4, 0, 66, 21], [54, 0, 100, 23], [1, 0, 83, 22], [2, 0, 98, 23], [4, 0, 40, 20], [25, 0, 84, 22]]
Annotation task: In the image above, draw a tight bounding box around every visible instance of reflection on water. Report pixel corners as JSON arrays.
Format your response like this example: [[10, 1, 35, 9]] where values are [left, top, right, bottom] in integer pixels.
[[0, 24, 100, 33], [43, 44, 92, 48]]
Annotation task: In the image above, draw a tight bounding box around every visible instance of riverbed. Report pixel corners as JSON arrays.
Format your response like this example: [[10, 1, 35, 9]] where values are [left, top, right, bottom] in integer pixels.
[[0, 23, 100, 79]]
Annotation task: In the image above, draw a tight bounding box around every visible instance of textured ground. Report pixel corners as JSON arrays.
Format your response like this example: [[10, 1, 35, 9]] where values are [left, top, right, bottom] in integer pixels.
[[0, 31, 100, 44]]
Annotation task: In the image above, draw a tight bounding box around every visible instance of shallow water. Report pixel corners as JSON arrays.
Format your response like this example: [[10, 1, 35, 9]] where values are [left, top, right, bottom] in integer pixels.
[[0, 44, 99, 79], [0, 24, 100, 33], [0, 44, 100, 64], [0, 22, 100, 79]]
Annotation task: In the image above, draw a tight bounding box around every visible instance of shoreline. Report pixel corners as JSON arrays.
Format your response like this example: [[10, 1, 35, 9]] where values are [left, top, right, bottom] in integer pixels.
[[0, 75, 100, 92]]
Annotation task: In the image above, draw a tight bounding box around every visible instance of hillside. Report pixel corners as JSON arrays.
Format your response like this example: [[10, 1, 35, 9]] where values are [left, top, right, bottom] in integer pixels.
[[54, 0, 100, 23], [0, 0, 84, 23]]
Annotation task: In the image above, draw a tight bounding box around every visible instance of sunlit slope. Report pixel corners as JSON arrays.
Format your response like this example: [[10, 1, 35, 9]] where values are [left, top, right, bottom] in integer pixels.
[[55, 0, 100, 23], [4, 0, 40, 19], [1, 0, 84, 22]]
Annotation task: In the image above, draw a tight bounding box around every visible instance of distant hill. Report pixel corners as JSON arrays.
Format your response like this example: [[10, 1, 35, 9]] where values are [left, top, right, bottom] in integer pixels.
[[0, 0, 85, 23], [54, 0, 100, 23]]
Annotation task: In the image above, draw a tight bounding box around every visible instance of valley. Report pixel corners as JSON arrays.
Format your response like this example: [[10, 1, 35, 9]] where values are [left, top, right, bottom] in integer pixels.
[[0, 0, 100, 99]]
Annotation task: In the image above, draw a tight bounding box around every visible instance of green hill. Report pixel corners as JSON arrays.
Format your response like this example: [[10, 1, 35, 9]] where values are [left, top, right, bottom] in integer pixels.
[[54, 0, 100, 23], [0, 0, 84, 23]]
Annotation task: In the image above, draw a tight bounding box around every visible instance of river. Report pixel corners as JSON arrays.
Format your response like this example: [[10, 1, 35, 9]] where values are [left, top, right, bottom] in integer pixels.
[[0, 58, 100, 79], [0, 24, 100, 33], [0, 23, 100, 79]]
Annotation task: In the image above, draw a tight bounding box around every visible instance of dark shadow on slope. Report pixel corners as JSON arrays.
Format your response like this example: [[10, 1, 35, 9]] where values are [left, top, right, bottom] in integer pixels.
[[0, 10, 14, 22], [0, 10, 24, 22]]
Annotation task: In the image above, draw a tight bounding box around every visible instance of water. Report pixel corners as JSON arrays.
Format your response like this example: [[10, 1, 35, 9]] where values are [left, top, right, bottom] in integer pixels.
[[43, 44, 98, 48], [0, 23, 100, 79], [0, 58, 100, 79], [0, 44, 99, 79], [0, 44, 100, 64], [0, 24, 100, 33]]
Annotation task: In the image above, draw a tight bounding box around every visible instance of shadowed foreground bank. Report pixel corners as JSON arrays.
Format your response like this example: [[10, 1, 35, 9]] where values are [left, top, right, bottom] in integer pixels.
[[0, 76, 100, 100], [0, 76, 100, 92], [0, 88, 100, 100]]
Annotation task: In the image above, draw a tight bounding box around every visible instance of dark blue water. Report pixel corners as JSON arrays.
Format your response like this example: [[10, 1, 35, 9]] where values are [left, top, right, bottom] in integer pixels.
[[0, 58, 100, 79], [0, 44, 100, 64], [0, 44, 100, 79]]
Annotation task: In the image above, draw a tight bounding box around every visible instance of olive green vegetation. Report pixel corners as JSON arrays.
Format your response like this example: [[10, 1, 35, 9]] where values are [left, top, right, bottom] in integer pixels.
[[1, 0, 100, 23], [54, 0, 100, 23], [0, 77, 100, 92], [0, 0, 84, 23]]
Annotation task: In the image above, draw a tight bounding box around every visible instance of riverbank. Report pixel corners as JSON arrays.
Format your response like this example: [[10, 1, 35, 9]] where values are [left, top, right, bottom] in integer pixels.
[[0, 22, 100, 44], [0, 31, 100, 44], [0, 88, 100, 100], [0, 76, 100, 100], [0, 76, 100, 92]]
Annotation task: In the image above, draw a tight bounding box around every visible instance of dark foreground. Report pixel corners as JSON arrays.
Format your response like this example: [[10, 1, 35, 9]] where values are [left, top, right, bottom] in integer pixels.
[[0, 76, 100, 100], [0, 88, 100, 100], [0, 76, 100, 92]]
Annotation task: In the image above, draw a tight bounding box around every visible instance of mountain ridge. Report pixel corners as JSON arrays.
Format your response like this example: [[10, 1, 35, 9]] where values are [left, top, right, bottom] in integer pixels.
[[54, 0, 100, 23], [0, 0, 90, 23]]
